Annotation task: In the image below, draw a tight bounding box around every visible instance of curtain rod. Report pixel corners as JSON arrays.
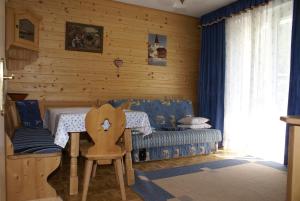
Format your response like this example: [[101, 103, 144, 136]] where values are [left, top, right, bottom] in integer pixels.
[[198, 2, 268, 28]]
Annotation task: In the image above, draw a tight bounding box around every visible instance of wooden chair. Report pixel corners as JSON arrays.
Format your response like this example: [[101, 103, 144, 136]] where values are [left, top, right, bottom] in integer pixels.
[[90, 101, 131, 178], [81, 104, 127, 201]]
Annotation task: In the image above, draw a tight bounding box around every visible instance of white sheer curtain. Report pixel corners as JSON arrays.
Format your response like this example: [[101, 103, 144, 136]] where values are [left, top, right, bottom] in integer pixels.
[[224, 0, 293, 163]]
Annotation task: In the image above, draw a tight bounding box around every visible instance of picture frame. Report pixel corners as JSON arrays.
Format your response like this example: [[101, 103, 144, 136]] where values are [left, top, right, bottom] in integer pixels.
[[148, 33, 167, 66], [65, 21, 103, 53]]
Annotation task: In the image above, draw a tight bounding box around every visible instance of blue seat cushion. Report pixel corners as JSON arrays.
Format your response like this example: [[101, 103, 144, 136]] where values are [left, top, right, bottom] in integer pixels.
[[15, 100, 43, 129], [12, 128, 62, 154]]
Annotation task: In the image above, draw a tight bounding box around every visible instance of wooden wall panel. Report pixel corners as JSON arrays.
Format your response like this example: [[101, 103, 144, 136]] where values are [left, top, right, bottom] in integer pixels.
[[6, 0, 200, 103]]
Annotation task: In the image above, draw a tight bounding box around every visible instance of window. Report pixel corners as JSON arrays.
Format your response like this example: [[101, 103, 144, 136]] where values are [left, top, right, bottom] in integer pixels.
[[223, 0, 293, 163]]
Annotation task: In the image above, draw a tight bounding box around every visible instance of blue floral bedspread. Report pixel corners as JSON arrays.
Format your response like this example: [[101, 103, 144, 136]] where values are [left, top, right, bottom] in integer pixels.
[[109, 99, 194, 130], [110, 99, 222, 162], [132, 143, 216, 162]]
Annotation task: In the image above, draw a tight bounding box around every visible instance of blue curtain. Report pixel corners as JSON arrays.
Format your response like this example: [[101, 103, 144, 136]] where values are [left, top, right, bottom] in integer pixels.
[[284, 0, 300, 165], [198, 21, 225, 141]]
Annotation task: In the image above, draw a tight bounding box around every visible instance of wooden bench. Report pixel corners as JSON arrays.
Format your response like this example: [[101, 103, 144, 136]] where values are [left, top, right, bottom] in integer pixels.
[[4, 99, 99, 200], [4, 100, 62, 201]]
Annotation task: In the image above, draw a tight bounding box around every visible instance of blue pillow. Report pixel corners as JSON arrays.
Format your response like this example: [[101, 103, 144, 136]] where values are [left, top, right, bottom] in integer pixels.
[[15, 100, 43, 129]]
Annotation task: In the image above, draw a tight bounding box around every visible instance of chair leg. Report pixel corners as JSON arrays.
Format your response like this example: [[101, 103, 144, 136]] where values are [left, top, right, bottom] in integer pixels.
[[91, 161, 97, 178], [114, 160, 119, 185], [121, 158, 125, 175], [115, 158, 126, 201], [82, 160, 94, 201]]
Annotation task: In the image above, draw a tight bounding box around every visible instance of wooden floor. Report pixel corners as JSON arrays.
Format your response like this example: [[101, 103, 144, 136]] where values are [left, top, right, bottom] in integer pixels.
[[49, 153, 221, 201]]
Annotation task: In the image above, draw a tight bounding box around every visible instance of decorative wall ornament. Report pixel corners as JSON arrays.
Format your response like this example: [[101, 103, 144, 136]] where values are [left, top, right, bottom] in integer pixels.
[[114, 58, 123, 78], [148, 34, 167, 66], [65, 22, 104, 53], [114, 58, 123, 68]]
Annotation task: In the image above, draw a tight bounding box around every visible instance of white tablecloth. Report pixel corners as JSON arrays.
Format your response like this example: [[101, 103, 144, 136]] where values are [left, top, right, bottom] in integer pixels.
[[44, 107, 91, 135], [44, 108, 152, 148]]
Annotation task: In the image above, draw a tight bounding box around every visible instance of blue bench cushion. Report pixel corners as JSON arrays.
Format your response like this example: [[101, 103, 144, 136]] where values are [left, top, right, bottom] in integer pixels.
[[12, 128, 62, 154], [15, 100, 43, 129], [110, 99, 194, 130]]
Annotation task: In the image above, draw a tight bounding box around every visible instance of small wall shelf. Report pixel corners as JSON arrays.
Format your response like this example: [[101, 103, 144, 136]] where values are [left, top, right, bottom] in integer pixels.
[[6, 7, 41, 51], [6, 7, 41, 70]]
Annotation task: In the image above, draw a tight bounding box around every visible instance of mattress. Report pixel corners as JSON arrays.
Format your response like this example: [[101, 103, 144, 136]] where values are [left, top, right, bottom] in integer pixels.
[[132, 129, 222, 150]]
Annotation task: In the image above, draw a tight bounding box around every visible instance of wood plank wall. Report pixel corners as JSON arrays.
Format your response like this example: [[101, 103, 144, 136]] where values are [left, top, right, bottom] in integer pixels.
[[6, 0, 200, 103]]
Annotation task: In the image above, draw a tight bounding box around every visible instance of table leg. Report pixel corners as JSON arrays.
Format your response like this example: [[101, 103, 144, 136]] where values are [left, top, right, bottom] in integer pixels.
[[287, 126, 300, 201], [69, 132, 80, 195], [124, 129, 135, 185]]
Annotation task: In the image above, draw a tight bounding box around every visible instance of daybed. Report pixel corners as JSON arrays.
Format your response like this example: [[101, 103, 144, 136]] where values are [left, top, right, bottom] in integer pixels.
[[109, 99, 222, 162]]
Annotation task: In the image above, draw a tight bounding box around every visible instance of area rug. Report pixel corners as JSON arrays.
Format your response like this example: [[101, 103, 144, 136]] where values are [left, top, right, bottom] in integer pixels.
[[132, 159, 287, 201]]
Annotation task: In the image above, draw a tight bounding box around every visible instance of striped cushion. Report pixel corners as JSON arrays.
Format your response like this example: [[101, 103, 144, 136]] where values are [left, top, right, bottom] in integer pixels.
[[12, 128, 62, 154]]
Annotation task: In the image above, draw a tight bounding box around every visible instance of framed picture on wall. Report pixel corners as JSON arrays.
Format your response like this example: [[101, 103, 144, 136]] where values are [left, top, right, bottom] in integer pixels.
[[148, 33, 167, 66], [65, 22, 103, 53]]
